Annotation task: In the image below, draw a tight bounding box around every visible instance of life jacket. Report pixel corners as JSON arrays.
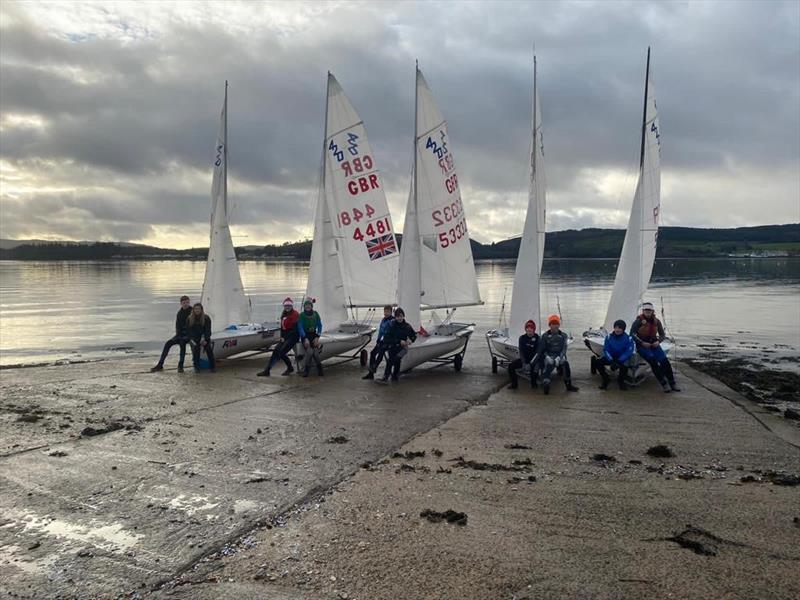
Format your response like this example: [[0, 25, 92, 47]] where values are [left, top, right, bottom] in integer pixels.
[[636, 315, 660, 341], [280, 309, 299, 333]]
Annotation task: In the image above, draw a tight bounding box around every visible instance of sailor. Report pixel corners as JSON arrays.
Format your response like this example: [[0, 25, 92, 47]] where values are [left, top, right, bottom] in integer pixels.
[[150, 295, 192, 373], [380, 307, 417, 383], [187, 303, 215, 373], [257, 298, 299, 377], [362, 305, 394, 380], [298, 299, 323, 377], [598, 319, 635, 390], [539, 314, 579, 395], [508, 320, 541, 390], [630, 302, 680, 393]]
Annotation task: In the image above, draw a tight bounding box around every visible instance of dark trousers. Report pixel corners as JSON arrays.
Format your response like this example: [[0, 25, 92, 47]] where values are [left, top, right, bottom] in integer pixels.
[[541, 355, 572, 386], [598, 357, 628, 385], [368, 342, 389, 373], [191, 340, 215, 369], [157, 335, 189, 368], [267, 333, 298, 372], [637, 346, 675, 384], [384, 345, 406, 380], [508, 358, 538, 387], [301, 333, 322, 374]]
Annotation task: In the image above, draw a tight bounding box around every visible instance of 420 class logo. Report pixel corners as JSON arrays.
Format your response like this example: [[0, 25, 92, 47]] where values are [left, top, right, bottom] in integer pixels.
[[214, 143, 224, 166]]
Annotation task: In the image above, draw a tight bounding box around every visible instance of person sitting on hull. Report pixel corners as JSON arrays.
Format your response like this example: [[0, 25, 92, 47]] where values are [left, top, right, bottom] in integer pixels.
[[363, 305, 394, 380], [598, 319, 635, 391], [508, 319, 541, 390], [298, 299, 323, 377], [187, 303, 215, 373], [630, 302, 680, 393], [258, 297, 299, 377], [539, 314, 579, 395], [151, 295, 192, 373], [379, 307, 417, 383]]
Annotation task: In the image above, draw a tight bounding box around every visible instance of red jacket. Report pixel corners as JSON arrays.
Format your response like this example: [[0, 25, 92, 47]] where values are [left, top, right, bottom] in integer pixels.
[[280, 309, 300, 335]]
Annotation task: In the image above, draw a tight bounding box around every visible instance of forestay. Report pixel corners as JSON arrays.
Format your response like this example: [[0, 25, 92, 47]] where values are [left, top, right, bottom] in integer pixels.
[[398, 68, 481, 328], [604, 53, 661, 330], [306, 73, 400, 329], [201, 83, 252, 327], [509, 61, 546, 335]]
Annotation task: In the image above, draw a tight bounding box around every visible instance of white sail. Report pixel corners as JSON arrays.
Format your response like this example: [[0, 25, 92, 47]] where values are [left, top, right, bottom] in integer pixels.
[[201, 83, 252, 327], [306, 73, 400, 329], [604, 50, 661, 330], [398, 67, 481, 328], [509, 60, 546, 335]]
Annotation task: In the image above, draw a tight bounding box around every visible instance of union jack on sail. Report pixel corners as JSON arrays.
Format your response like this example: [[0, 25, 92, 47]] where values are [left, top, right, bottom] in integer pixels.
[[366, 234, 397, 261]]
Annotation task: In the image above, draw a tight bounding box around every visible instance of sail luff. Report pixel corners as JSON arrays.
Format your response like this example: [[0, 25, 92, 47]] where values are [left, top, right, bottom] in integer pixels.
[[508, 55, 545, 334]]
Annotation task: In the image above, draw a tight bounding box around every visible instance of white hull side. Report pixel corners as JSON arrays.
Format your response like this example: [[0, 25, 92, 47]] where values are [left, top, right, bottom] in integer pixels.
[[212, 323, 281, 359], [486, 334, 519, 362], [295, 323, 375, 365], [399, 323, 474, 372]]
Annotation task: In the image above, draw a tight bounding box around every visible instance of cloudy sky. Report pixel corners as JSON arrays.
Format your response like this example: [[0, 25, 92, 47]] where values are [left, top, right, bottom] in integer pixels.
[[1, 0, 798, 248]]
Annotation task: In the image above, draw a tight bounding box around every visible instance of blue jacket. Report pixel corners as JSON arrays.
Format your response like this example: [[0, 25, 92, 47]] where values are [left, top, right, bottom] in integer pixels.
[[603, 331, 635, 363], [376, 316, 394, 343]]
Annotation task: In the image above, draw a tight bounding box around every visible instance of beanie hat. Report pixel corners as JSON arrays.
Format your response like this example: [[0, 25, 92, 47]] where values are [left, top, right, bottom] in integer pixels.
[[547, 314, 561, 325], [282, 297, 294, 306], [524, 320, 536, 332]]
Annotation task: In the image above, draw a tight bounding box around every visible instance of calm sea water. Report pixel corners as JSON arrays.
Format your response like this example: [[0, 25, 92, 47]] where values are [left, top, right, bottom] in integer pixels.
[[0, 258, 798, 367]]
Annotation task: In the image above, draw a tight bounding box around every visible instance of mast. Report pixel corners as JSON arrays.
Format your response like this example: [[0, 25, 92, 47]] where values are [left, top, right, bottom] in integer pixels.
[[413, 61, 419, 239], [639, 47, 650, 171], [322, 73, 331, 191], [532, 55, 537, 178], [223, 80, 228, 217]]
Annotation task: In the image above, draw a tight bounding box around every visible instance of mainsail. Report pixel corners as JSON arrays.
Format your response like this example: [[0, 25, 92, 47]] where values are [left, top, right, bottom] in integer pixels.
[[398, 67, 482, 328], [604, 48, 661, 330], [306, 73, 400, 328], [201, 82, 252, 327], [509, 57, 546, 335]]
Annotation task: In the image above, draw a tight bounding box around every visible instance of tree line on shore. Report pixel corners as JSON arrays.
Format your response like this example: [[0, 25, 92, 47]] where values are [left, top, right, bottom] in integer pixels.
[[1, 224, 797, 261]]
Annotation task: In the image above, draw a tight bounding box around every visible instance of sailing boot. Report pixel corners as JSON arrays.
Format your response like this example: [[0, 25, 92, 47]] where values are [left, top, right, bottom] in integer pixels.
[[617, 374, 628, 390], [542, 378, 551, 395], [660, 379, 671, 393], [565, 380, 579, 392], [599, 370, 610, 390], [281, 366, 294, 376], [362, 370, 375, 380], [257, 369, 270, 377]]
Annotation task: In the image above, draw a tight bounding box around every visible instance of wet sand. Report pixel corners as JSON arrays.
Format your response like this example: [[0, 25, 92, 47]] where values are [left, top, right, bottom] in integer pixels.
[[1, 337, 798, 599]]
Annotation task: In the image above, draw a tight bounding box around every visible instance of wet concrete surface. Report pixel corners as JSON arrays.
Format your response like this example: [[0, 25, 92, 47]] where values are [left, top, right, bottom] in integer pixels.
[[1, 340, 798, 599]]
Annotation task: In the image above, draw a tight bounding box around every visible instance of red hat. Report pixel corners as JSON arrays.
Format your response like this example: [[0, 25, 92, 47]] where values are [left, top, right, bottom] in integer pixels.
[[524, 320, 536, 331], [548, 314, 561, 325], [282, 297, 294, 306]]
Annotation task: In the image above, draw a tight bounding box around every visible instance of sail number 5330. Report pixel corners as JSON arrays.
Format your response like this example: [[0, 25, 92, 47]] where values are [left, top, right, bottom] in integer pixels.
[[437, 218, 468, 248]]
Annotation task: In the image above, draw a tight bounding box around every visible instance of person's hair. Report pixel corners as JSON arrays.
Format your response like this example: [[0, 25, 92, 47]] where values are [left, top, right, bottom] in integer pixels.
[[383, 305, 393, 312], [187, 303, 206, 326], [613, 319, 627, 330], [180, 295, 190, 302], [394, 307, 405, 317]]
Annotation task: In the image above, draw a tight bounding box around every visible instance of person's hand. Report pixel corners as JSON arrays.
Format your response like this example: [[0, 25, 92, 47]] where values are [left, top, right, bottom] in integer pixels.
[[652, 340, 660, 348], [201, 340, 207, 347], [303, 339, 310, 349], [642, 342, 651, 349], [400, 340, 408, 348], [279, 337, 284, 343]]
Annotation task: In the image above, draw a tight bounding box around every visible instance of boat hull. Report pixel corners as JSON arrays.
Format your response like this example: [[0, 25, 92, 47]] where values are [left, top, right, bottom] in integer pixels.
[[398, 323, 474, 372], [211, 323, 281, 359], [295, 323, 375, 367]]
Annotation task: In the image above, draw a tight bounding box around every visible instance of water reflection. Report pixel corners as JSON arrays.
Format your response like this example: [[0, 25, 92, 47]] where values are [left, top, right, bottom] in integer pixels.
[[0, 258, 798, 365]]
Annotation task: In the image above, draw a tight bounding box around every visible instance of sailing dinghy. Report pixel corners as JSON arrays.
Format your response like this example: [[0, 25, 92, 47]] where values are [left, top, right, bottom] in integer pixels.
[[201, 82, 280, 361], [582, 48, 673, 380], [396, 65, 483, 373], [486, 56, 547, 373], [298, 73, 400, 367]]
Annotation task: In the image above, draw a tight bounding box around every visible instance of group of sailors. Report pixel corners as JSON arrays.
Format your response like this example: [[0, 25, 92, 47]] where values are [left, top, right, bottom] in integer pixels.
[[150, 296, 679, 393]]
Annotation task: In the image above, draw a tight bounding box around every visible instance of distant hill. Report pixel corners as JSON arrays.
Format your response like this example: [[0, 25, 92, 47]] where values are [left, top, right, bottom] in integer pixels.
[[1, 224, 797, 261]]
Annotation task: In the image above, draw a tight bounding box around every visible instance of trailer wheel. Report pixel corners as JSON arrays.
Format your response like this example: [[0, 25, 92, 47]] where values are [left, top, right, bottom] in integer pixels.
[[491, 356, 498, 374], [590, 355, 597, 375], [359, 349, 368, 367], [454, 355, 463, 372]]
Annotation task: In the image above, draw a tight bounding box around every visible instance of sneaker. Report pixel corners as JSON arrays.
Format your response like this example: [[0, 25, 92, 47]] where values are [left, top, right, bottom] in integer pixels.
[[281, 367, 294, 376], [256, 370, 270, 377], [177, 366, 184, 373], [669, 382, 681, 392], [362, 372, 374, 380], [566, 384, 579, 392], [150, 365, 163, 372]]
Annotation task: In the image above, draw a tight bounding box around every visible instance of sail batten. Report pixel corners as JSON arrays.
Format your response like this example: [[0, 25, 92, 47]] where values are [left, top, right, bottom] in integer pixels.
[[201, 84, 252, 328]]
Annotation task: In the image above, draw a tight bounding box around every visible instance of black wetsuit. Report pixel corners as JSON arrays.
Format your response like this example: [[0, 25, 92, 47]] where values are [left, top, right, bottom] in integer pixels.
[[156, 306, 192, 368], [265, 309, 300, 373], [508, 333, 541, 388], [188, 315, 215, 369], [539, 330, 573, 388], [368, 315, 394, 374], [382, 320, 417, 380]]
